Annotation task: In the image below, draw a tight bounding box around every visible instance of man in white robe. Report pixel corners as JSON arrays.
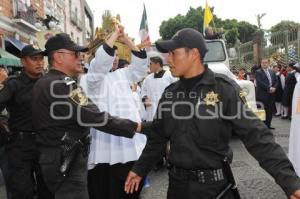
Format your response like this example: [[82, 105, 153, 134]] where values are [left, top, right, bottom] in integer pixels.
[[140, 53, 176, 169], [81, 27, 148, 199], [141, 53, 176, 122], [288, 64, 300, 175]]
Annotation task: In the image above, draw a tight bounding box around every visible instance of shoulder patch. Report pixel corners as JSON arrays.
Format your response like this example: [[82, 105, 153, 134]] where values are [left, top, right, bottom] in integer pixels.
[[214, 73, 249, 106], [63, 76, 76, 86], [69, 87, 88, 106]]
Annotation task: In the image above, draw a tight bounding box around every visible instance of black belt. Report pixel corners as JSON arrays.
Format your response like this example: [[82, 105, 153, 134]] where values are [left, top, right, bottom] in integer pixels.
[[169, 165, 225, 183], [11, 131, 36, 140]]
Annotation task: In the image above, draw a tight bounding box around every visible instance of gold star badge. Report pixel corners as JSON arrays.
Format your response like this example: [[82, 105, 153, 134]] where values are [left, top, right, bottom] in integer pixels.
[[69, 87, 88, 106], [203, 91, 219, 106]]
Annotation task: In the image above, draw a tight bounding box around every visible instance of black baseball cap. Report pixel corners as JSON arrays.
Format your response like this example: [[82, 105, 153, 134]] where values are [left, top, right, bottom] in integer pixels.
[[44, 33, 88, 55], [20, 45, 45, 58], [155, 28, 208, 58]]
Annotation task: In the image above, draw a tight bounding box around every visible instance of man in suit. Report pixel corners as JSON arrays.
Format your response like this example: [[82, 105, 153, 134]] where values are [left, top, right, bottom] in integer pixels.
[[255, 58, 278, 129]]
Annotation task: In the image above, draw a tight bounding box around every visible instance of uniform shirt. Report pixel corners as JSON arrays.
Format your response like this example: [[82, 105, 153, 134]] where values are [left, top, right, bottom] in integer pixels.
[[32, 69, 138, 147], [141, 69, 176, 121], [0, 72, 38, 132], [81, 44, 148, 167], [134, 67, 300, 197]]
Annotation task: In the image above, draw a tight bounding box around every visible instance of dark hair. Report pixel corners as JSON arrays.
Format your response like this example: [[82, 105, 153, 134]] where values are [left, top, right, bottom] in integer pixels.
[[150, 56, 163, 67], [118, 59, 130, 69], [48, 52, 55, 66]]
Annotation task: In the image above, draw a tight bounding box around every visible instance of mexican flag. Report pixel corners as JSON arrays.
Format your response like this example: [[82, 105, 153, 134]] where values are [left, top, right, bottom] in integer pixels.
[[139, 4, 150, 43]]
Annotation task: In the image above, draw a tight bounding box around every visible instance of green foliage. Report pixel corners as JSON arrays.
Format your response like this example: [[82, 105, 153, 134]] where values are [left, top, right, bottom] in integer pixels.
[[270, 20, 300, 33], [158, 6, 258, 46], [225, 28, 239, 48]]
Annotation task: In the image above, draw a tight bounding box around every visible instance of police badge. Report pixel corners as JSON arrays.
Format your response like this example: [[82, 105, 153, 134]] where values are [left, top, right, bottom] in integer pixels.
[[203, 91, 219, 106], [69, 87, 89, 106]]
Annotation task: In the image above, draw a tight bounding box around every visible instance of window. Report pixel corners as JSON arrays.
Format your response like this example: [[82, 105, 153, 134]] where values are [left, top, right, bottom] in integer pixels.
[[204, 41, 226, 63]]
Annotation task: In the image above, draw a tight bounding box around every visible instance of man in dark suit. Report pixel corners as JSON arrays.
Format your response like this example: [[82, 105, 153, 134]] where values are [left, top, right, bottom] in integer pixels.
[[255, 58, 278, 129]]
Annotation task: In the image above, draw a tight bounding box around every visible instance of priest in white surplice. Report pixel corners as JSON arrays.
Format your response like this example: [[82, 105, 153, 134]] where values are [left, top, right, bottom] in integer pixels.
[[288, 64, 300, 175], [140, 53, 176, 170], [141, 53, 176, 122], [81, 27, 148, 199]]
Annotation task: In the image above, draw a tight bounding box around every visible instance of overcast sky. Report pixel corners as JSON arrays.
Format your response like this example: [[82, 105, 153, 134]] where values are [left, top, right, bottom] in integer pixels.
[[87, 0, 299, 43]]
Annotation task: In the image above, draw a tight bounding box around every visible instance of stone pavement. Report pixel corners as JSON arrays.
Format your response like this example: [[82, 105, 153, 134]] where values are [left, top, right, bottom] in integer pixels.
[[141, 117, 292, 199], [0, 117, 292, 199]]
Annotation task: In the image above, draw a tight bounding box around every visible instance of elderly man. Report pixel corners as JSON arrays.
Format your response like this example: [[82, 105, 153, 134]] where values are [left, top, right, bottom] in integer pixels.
[[32, 33, 143, 199]]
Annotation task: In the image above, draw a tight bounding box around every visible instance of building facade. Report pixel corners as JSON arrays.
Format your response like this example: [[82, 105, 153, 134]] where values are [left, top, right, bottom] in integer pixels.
[[0, 0, 93, 54]]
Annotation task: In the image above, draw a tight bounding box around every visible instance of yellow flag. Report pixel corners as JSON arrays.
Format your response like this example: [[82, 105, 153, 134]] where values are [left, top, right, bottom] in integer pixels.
[[204, 1, 213, 27]]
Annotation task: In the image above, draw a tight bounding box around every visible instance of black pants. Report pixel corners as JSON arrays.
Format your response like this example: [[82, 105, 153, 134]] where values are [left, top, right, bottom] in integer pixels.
[[39, 146, 88, 199], [5, 134, 53, 199], [167, 170, 235, 199], [88, 161, 144, 199], [0, 146, 11, 199], [257, 95, 275, 128]]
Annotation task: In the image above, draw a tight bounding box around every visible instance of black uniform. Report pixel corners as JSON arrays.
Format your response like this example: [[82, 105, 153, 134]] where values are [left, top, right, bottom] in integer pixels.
[[0, 72, 52, 199], [133, 68, 300, 199], [32, 69, 138, 199]]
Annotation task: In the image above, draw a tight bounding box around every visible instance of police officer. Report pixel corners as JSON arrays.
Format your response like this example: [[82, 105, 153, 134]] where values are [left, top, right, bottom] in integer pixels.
[[125, 28, 300, 199], [32, 33, 143, 199], [0, 45, 52, 199]]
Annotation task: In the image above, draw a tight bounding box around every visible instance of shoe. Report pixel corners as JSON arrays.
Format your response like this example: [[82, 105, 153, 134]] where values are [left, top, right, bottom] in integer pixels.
[[281, 116, 288, 119], [268, 127, 275, 130], [274, 114, 281, 117]]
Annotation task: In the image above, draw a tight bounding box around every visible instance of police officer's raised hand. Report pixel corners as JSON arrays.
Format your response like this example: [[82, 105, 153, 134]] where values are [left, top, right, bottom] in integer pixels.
[[291, 190, 300, 199], [124, 171, 142, 194]]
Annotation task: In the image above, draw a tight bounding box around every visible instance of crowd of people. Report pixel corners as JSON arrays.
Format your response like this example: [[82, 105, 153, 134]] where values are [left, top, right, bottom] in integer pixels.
[[0, 24, 300, 199]]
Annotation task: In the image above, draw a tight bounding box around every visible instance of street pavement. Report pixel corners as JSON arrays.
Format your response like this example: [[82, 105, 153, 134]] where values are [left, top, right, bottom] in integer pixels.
[[141, 117, 292, 199], [0, 117, 292, 198]]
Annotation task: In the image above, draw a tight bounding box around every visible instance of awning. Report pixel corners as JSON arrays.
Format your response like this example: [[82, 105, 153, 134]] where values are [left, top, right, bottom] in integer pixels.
[[0, 48, 21, 67], [5, 37, 25, 50], [5, 37, 26, 57]]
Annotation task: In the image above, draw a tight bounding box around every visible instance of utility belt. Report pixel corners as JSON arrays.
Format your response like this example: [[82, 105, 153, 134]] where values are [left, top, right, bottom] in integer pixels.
[[169, 158, 241, 199], [168, 164, 225, 184], [59, 132, 90, 176], [10, 131, 36, 140]]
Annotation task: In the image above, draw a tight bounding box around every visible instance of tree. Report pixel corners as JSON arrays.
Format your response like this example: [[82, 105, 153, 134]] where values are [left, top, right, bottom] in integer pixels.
[[159, 15, 186, 39], [158, 6, 258, 47], [225, 28, 239, 48], [236, 21, 258, 43], [270, 20, 300, 33]]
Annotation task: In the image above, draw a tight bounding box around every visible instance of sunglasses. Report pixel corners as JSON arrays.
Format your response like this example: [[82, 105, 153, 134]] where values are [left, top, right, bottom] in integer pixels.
[[56, 51, 81, 58]]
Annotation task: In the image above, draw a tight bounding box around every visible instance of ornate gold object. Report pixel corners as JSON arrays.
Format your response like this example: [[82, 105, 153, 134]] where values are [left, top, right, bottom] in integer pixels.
[[87, 11, 150, 63]]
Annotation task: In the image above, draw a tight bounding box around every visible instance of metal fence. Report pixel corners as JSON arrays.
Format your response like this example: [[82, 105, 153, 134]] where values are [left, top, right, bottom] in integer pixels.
[[229, 29, 300, 72]]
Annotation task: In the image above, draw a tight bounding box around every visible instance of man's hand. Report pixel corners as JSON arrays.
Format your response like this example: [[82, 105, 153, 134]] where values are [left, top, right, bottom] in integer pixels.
[[291, 189, 300, 199], [135, 123, 142, 133], [124, 171, 142, 194], [0, 68, 8, 83], [105, 24, 123, 48], [269, 87, 276, 93]]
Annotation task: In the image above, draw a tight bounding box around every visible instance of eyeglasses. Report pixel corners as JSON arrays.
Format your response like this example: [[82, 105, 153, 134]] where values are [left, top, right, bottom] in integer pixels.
[[56, 51, 81, 58]]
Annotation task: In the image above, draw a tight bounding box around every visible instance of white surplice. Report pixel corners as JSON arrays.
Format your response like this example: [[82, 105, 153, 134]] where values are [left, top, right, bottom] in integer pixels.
[[80, 46, 148, 169], [288, 73, 300, 175], [141, 70, 176, 121]]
